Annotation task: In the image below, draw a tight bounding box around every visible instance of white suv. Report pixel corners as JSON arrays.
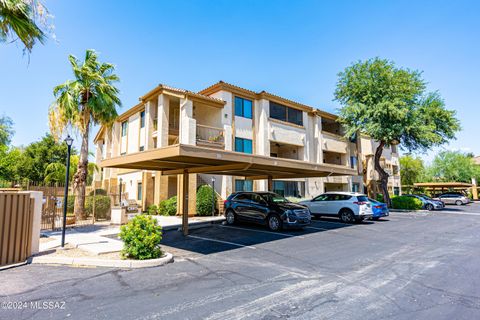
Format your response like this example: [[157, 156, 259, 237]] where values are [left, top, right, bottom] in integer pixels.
[[299, 192, 373, 223]]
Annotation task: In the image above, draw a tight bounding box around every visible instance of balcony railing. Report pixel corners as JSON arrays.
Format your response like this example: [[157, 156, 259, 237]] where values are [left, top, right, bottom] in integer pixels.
[[196, 124, 224, 149]]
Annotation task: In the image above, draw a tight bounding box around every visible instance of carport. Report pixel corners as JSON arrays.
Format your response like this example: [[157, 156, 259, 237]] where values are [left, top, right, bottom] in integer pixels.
[[101, 144, 356, 235], [413, 182, 478, 200]]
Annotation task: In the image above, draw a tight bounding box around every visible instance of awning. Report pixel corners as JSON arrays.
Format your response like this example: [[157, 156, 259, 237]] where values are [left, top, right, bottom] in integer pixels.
[[100, 144, 356, 179]]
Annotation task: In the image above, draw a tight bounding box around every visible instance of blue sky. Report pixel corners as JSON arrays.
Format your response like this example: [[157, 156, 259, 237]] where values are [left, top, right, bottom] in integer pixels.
[[1, 0, 478, 161]]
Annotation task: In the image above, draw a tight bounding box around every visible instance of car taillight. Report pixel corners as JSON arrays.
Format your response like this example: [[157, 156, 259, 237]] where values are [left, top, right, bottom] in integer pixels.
[[224, 200, 228, 206], [353, 201, 368, 205], [374, 205, 382, 209]]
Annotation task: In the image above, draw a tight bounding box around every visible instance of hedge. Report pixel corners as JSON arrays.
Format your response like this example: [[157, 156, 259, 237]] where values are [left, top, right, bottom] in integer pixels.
[[145, 196, 177, 216], [119, 215, 163, 260], [391, 195, 423, 210], [66, 195, 111, 219], [196, 184, 217, 216]]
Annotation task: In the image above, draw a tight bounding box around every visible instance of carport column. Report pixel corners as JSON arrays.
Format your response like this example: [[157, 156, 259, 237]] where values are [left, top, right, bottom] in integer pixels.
[[472, 178, 478, 200], [255, 99, 270, 192], [267, 176, 273, 192], [182, 170, 189, 236]]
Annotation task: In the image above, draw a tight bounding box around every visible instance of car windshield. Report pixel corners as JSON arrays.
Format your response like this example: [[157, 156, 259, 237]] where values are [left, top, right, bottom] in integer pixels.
[[420, 195, 433, 200], [368, 198, 379, 203], [261, 193, 290, 204], [357, 195, 369, 202]]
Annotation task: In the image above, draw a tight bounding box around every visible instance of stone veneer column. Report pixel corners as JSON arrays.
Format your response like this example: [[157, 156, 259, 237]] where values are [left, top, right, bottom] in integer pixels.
[[177, 97, 197, 215], [254, 99, 270, 192], [154, 94, 170, 205]]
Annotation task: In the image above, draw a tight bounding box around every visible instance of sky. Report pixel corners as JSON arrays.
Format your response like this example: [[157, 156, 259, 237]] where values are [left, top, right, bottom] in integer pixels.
[[1, 0, 479, 162]]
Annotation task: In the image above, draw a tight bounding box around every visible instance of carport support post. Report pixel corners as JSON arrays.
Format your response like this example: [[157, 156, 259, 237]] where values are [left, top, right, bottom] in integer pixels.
[[182, 170, 189, 236], [267, 176, 273, 192]]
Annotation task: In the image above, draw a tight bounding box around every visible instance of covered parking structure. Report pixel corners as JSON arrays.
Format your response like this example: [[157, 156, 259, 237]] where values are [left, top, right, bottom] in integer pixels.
[[101, 144, 356, 235], [413, 182, 478, 200]]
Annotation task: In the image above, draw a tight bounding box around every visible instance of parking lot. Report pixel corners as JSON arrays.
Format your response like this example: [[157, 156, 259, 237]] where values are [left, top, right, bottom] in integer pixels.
[[2, 203, 480, 320]]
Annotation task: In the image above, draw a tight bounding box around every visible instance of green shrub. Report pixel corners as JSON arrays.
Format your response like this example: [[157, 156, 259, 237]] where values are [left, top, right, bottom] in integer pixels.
[[375, 194, 384, 202], [196, 184, 217, 216], [119, 215, 163, 260], [66, 195, 111, 219], [88, 188, 107, 196], [391, 196, 423, 210], [86, 195, 111, 219], [159, 196, 177, 216], [146, 204, 159, 215]]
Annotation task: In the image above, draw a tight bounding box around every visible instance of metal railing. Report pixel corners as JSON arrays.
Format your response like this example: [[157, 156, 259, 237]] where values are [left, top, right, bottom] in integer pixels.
[[196, 124, 225, 148]]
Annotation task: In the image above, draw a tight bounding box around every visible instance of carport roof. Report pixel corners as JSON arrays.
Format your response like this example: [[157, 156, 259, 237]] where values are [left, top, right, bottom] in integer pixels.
[[413, 182, 473, 188], [100, 144, 356, 179]]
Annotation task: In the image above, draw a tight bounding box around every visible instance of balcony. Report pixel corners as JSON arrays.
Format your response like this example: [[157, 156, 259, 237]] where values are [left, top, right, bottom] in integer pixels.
[[322, 131, 348, 154], [196, 124, 225, 149]]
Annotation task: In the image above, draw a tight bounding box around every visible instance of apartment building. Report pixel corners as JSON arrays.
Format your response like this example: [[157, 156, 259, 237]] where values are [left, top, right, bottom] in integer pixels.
[[93, 81, 401, 212]]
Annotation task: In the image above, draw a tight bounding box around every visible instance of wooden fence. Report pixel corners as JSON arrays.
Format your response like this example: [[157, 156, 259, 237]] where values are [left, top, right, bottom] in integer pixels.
[[0, 193, 34, 267]]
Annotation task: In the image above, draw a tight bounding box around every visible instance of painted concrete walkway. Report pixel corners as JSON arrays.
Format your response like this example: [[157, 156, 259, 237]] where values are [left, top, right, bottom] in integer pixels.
[[40, 215, 225, 255]]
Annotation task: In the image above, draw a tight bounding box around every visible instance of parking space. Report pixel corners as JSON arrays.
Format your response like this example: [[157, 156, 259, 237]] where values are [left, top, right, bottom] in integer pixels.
[[161, 203, 480, 261]]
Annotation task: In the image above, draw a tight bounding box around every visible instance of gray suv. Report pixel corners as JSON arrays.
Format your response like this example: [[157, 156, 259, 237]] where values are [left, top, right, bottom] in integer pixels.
[[435, 193, 470, 206]]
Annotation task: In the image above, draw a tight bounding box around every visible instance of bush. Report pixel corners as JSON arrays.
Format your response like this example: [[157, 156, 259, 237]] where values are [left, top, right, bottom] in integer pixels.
[[375, 194, 384, 202], [119, 215, 163, 260], [86, 195, 111, 219], [88, 188, 107, 196], [146, 204, 159, 215], [196, 185, 217, 216], [391, 196, 423, 210], [66, 195, 111, 219], [159, 196, 177, 216]]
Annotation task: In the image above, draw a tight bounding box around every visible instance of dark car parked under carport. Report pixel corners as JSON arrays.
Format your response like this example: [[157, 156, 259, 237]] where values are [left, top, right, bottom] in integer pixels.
[[224, 192, 311, 231]]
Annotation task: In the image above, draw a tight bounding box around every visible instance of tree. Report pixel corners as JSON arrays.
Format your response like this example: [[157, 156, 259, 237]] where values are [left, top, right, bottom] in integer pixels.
[[0, 0, 51, 53], [0, 115, 14, 146], [44, 154, 98, 184], [335, 58, 460, 207], [0, 145, 22, 181], [400, 155, 426, 187], [16, 133, 73, 181], [49, 49, 120, 219], [427, 151, 480, 183]]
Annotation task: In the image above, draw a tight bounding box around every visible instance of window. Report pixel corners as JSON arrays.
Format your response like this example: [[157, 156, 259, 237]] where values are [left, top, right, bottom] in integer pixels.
[[121, 121, 128, 137], [235, 179, 253, 192], [352, 183, 360, 193], [394, 187, 400, 196], [234, 193, 251, 202], [313, 194, 329, 201], [350, 156, 358, 169], [269, 101, 303, 126], [273, 181, 305, 198], [234, 97, 252, 119], [137, 182, 142, 201], [235, 138, 253, 154], [140, 111, 145, 128]]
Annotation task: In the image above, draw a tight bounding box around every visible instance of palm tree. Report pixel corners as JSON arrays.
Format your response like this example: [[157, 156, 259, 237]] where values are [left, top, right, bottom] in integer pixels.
[[0, 0, 49, 52], [49, 49, 120, 219]]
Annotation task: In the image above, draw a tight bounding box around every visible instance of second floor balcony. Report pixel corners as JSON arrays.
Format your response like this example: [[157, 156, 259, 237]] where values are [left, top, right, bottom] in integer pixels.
[[196, 124, 225, 149]]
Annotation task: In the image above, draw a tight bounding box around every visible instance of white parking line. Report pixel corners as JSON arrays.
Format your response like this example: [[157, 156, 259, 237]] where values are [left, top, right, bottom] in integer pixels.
[[312, 220, 346, 226], [187, 235, 256, 249], [219, 225, 304, 238], [305, 226, 329, 231], [440, 211, 480, 216]]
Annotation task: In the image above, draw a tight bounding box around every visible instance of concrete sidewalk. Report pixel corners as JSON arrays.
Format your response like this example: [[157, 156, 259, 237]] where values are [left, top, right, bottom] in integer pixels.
[[40, 215, 225, 255]]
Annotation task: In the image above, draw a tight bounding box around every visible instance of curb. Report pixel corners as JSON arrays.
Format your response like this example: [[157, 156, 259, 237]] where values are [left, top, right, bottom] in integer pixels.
[[29, 252, 174, 269]]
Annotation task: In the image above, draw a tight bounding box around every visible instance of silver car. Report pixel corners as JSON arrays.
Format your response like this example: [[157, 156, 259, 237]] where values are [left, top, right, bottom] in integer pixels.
[[435, 193, 470, 206]]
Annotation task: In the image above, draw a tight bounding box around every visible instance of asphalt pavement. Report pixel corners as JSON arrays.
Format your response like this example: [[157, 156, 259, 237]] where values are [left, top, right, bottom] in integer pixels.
[[1, 203, 480, 320]]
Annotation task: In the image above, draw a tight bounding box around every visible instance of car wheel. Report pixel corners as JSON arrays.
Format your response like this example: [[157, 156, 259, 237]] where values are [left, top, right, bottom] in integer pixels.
[[339, 209, 355, 224], [425, 204, 434, 211], [455, 200, 463, 206], [225, 210, 236, 225], [267, 214, 283, 231]]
